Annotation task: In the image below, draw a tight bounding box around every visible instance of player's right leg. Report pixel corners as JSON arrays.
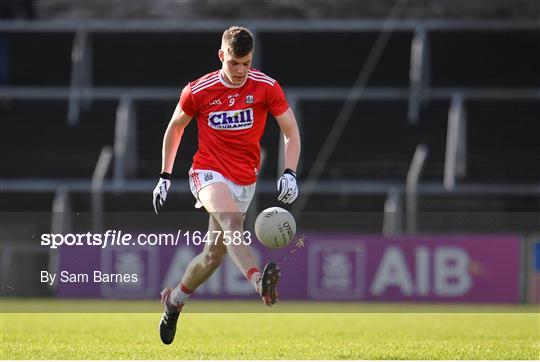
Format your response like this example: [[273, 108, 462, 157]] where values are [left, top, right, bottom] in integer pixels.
[[174, 215, 227, 290], [159, 215, 226, 345]]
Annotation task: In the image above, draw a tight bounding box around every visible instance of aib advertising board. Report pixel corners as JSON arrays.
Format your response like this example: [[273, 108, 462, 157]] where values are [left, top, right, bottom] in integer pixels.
[[532, 239, 540, 303], [57, 233, 521, 303]]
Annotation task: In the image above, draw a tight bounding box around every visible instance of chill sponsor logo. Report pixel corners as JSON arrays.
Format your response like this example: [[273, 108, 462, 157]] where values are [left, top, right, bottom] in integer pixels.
[[208, 108, 254, 130]]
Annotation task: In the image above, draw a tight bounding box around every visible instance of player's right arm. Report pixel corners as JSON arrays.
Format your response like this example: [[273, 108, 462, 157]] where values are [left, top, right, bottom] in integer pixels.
[[161, 103, 193, 174], [153, 101, 194, 214]]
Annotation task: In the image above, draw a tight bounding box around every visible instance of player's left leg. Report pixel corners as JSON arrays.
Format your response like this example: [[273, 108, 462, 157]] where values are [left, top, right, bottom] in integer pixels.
[[198, 181, 280, 306], [197, 182, 261, 282]]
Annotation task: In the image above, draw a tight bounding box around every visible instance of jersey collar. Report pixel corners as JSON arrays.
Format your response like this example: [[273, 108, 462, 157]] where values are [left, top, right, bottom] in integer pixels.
[[219, 70, 247, 88]]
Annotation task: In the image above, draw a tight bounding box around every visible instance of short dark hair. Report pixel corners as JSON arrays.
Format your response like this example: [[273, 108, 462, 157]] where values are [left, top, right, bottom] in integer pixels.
[[222, 26, 254, 57]]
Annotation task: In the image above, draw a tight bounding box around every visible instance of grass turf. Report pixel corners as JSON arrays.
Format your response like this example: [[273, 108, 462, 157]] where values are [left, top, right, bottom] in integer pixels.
[[1, 300, 538, 359]]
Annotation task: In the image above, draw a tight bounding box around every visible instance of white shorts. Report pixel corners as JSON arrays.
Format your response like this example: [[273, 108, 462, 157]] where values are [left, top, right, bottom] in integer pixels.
[[188, 168, 256, 213]]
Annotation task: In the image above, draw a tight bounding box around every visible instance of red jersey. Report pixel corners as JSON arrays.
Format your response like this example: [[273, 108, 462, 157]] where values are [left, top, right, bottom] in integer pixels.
[[179, 69, 289, 185]]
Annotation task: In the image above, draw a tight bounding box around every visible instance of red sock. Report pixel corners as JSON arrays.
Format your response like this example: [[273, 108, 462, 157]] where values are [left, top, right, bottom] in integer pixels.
[[170, 282, 194, 306], [180, 283, 194, 294], [246, 267, 260, 281], [246, 267, 262, 294]]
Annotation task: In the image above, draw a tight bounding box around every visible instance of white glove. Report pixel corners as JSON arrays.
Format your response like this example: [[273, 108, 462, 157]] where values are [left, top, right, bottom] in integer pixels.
[[277, 169, 298, 204], [153, 173, 171, 214]]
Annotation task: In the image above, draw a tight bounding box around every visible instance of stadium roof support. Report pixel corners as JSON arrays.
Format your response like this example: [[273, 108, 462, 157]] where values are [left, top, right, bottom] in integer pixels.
[[113, 95, 138, 187], [91, 146, 113, 233], [444, 93, 467, 190], [50, 186, 71, 290], [408, 25, 430, 124], [68, 29, 93, 125], [383, 188, 403, 236], [406, 144, 428, 234]]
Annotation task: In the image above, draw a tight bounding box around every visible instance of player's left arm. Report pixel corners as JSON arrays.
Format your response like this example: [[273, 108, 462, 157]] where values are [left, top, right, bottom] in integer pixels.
[[275, 108, 301, 203], [275, 108, 301, 172]]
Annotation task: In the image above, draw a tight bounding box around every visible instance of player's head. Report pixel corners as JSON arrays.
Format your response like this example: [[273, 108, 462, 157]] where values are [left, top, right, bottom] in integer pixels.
[[219, 26, 254, 86]]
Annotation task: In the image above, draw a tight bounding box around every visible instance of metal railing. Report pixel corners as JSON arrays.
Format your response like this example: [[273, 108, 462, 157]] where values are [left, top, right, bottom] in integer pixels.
[[49, 186, 71, 289], [113, 95, 137, 186], [408, 25, 430, 124], [1, 19, 539, 32], [444, 93, 467, 190], [406, 144, 428, 234], [68, 29, 93, 125], [91, 146, 113, 232], [383, 188, 402, 236]]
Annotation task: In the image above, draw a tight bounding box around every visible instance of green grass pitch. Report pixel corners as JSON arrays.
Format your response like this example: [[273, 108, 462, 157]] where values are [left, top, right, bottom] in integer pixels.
[[1, 300, 538, 359]]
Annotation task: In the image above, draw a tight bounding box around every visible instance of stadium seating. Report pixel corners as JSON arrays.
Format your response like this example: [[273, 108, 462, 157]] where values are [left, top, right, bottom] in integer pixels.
[[35, 0, 540, 21], [136, 100, 198, 178], [298, 99, 448, 181], [430, 30, 540, 87], [466, 100, 540, 183], [418, 194, 540, 232], [1, 32, 72, 85], [93, 32, 218, 86], [1, 25, 539, 225], [0, 100, 116, 178], [260, 31, 413, 87]]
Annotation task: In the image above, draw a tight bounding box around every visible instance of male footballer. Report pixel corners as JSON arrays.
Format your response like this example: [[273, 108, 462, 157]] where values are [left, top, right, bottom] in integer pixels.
[[152, 26, 301, 345]]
